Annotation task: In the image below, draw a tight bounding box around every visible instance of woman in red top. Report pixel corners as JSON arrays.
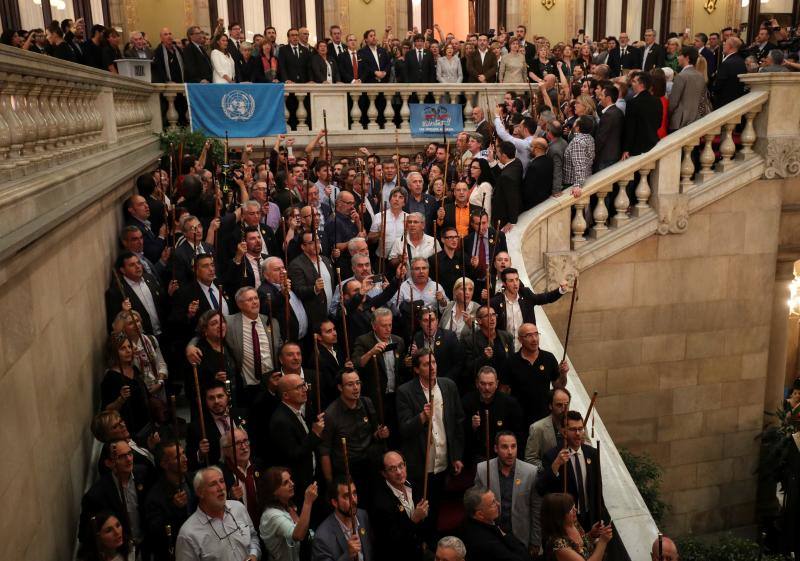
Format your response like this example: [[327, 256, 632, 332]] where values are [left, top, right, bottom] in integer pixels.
[[650, 68, 669, 139]]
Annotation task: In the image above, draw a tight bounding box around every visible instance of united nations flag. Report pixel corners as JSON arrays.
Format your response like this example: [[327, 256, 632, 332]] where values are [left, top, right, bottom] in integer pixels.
[[185, 83, 286, 138]]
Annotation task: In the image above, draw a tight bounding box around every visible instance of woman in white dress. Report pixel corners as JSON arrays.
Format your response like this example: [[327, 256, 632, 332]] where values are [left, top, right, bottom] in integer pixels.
[[468, 158, 494, 223], [259, 467, 318, 561], [210, 34, 235, 83]]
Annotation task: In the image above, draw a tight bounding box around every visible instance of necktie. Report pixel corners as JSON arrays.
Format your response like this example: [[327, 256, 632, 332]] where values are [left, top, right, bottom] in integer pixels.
[[208, 286, 219, 309], [251, 320, 262, 375], [418, 50, 422, 64], [352, 52, 358, 79], [294, 46, 299, 58], [478, 236, 487, 273], [573, 452, 587, 514], [220, 415, 230, 433]]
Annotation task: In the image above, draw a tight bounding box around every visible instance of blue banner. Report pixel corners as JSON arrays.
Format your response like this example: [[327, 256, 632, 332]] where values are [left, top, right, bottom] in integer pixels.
[[409, 103, 463, 138], [186, 83, 287, 138]]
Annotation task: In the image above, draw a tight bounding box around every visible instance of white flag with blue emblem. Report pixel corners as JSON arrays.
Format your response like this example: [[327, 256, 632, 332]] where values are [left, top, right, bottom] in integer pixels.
[[186, 84, 287, 138]]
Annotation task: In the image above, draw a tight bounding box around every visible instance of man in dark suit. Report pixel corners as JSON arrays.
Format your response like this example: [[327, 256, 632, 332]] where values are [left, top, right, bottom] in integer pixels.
[[245, 370, 282, 461], [514, 25, 537, 71], [750, 26, 777, 62], [370, 451, 429, 561], [522, 138, 554, 210], [337, 33, 362, 84], [225, 22, 246, 81], [437, 180, 476, 236], [182, 25, 213, 83], [396, 349, 464, 545], [124, 194, 167, 264], [593, 84, 624, 171], [466, 34, 498, 83], [287, 230, 336, 330], [169, 254, 232, 340], [473, 110, 494, 150], [217, 201, 279, 279], [268, 373, 325, 504], [312, 478, 375, 561], [693, 32, 717, 77], [172, 215, 214, 286], [618, 32, 641, 72], [710, 37, 747, 109], [257, 256, 309, 345], [622, 72, 662, 159], [80, 440, 150, 551], [222, 226, 270, 295], [184, 381, 233, 469], [491, 268, 565, 335], [464, 212, 508, 291], [277, 27, 310, 83], [640, 29, 665, 71], [492, 141, 523, 230], [152, 28, 184, 83], [537, 411, 606, 530], [605, 37, 622, 77], [106, 252, 168, 336], [412, 308, 464, 387], [459, 486, 529, 561], [403, 34, 436, 83], [357, 28, 391, 83]]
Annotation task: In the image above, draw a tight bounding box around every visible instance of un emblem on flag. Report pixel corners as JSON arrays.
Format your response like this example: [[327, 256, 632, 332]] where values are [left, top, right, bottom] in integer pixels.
[[221, 90, 256, 121]]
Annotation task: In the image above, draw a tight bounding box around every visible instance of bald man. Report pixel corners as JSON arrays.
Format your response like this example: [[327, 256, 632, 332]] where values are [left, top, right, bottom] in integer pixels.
[[522, 137, 554, 211], [651, 535, 679, 561], [153, 27, 185, 83], [268, 373, 325, 504]]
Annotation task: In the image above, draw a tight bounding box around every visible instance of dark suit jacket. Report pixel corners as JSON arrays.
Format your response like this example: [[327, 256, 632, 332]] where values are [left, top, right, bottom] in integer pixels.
[[337, 49, 361, 83], [172, 242, 214, 286], [312, 509, 374, 561], [606, 47, 622, 77], [476, 119, 494, 149], [186, 413, 224, 470], [698, 46, 717, 76], [370, 481, 426, 561], [277, 43, 311, 83], [183, 42, 213, 83], [310, 52, 341, 83], [246, 389, 280, 461], [226, 39, 245, 81], [641, 43, 666, 71], [522, 154, 554, 211], [594, 105, 624, 169], [623, 91, 662, 156], [268, 402, 321, 502], [126, 216, 166, 264], [490, 286, 563, 332], [538, 443, 605, 528], [403, 49, 436, 82], [460, 517, 529, 561], [412, 328, 463, 385], [257, 282, 303, 344], [152, 44, 184, 83], [462, 329, 514, 379], [352, 331, 407, 405], [245, 54, 277, 83], [357, 46, 391, 83], [105, 272, 167, 334], [619, 45, 641, 70], [144, 475, 195, 561], [467, 50, 498, 82], [493, 159, 523, 228], [711, 53, 747, 108], [440, 201, 479, 232], [463, 228, 508, 281], [396, 377, 464, 482], [80, 472, 149, 546], [168, 280, 231, 338], [287, 253, 335, 329], [311, 342, 344, 410]]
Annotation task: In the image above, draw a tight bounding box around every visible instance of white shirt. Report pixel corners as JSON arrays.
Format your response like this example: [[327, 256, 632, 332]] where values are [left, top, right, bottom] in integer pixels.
[[370, 210, 407, 258], [386, 480, 414, 517], [245, 254, 265, 290], [369, 46, 380, 68], [423, 382, 448, 474], [124, 276, 161, 335], [176, 501, 261, 561], [241, 316, 273, 386], [388, 234, 440, 265], [210, 49, 235, 83], [394, 279, 448, 314], [199, 282, 230, 315], [479, 49, 488, 65], [503, 294, 524, 351]]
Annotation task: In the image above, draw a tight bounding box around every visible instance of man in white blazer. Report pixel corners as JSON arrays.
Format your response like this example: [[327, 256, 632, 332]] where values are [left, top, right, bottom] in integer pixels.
[[475, 431, 542, 556]]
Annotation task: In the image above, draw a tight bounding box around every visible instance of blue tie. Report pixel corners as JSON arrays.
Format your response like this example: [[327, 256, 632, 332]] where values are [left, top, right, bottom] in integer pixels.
[[208, 286, 219, 309]]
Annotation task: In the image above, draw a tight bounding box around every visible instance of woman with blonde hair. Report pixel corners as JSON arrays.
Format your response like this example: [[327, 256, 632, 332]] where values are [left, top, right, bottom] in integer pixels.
[[440, 277, 480, 338], [499, 39, 527, 83]]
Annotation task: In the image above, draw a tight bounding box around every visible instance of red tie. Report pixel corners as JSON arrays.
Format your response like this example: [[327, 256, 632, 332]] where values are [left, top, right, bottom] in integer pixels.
[[251, 320, 262, 375], [352, 53, 359, 80], [478, 236, 487, 273]]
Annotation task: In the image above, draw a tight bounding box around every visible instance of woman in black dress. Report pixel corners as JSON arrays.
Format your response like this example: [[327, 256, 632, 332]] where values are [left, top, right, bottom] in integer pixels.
[[100, 332, 151, 438]]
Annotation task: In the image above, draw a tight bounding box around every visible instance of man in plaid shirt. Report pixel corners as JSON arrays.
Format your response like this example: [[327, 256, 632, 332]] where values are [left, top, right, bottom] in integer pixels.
[[563, 116, 596, 190]]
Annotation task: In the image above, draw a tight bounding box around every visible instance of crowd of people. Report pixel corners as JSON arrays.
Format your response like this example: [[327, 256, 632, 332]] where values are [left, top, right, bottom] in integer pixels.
[[12, 12, 790, 561]]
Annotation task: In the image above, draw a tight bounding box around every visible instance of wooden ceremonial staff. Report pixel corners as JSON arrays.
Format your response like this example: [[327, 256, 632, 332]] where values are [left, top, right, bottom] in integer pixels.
[[313, 336, 322, 413], [584, 392, 599, 428], [485, 409, 491, 491], [323, 110, 330, 163], [176, 142, 184, 198], [433, 220, 440, 317], [658, 533, 664, 561], [165, 524, 175, 561], [379, 201, 388, 276], [485, 220, 501, 303], [192, 364, 208, 466], [169, 395, 184, 493], [341, 437, 359, 560], [394, 128, 400, 164], [224, 379, 239, 493], [422, 377, 434, 500], [261, 138, 268, 170], [596, 440, 603, 523], [265, 293, 278, 367], [562, 410, 569, 493], [562, 276, 579, 362], [111, 269, 157, 373], [372, 356, 385, 425], [337, 267, 351, 360], [395, 215, 409, 308]]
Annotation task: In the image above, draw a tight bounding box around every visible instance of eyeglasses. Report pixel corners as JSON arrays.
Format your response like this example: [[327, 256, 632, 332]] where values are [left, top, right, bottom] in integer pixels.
[[566, 427, 585, 433], [206, 509, 247, 541], [291, 382, 309, 391], [443, 235, 459, 240], [384, 461, 406, 473], [223, 439, 250, 448]]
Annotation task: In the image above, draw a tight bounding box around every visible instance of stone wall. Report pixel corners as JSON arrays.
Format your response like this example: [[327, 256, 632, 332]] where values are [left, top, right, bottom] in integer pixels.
[[545, 179, 785, 535], [0, 180, 131, 560]]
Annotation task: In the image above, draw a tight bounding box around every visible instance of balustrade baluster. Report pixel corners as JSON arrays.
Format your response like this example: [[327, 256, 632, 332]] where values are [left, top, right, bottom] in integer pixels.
[[0, 105, 11, 169], [36, 78, 59, 155], [14, 77, 39, 163], [737, 111, 758, 161], [349, 91, 363, 129], [716, 122, 736, 172], [284, 92, 291, 130], [0, 73, 28, 165], [366, 92, 379, 130], [400, 92, 411, 129], [611, 179, 631, 227], [632, 167, 653, 217], [384, 92, 396, 129], [164, 92, 179, 130], [463, 92, 474, 129], [50, 80, 69, 150], [679, 144, 697, 191], [63, 83, 80, 145], [589, 186, 610, 238], [26, 80, 49, 159], [697, 132, 718, 182], [571, 201, 588, 248], [296, 92, 309, 131]]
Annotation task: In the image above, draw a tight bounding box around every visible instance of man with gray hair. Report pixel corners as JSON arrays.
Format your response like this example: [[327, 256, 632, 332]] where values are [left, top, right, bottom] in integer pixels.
[[176, 466, 261, 560], [405, 172, 438, 231], [459, 486, 528, 561], [257, 256, 308, 343], [394, 257, 448, 315], [436, 536, 467, 561], [759, 49, 789, 73], [329, 250, 383, 315], [388, 213, 440, 268], [124, 30, 153, 59]]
